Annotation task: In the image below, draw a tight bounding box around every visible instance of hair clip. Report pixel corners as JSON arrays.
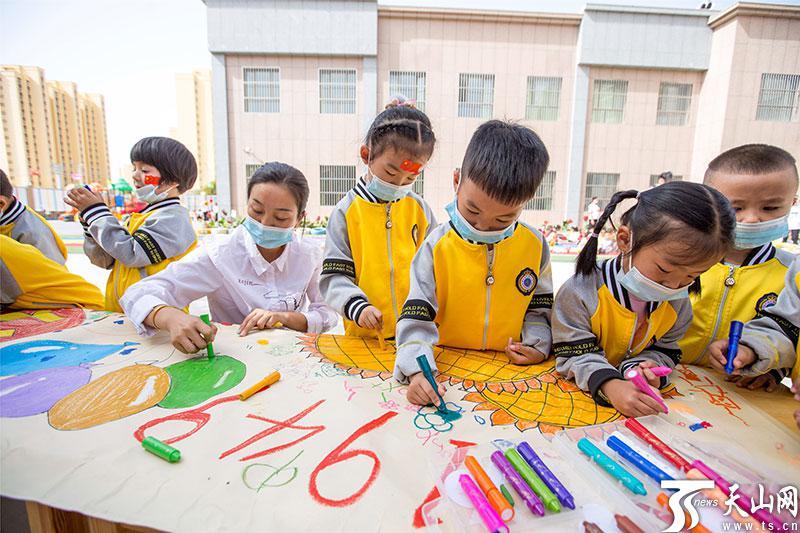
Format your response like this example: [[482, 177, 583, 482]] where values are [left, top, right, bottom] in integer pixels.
[[590, 232, 600, 239], [400, 160, 422, 174], [144, 175, 160, 186]]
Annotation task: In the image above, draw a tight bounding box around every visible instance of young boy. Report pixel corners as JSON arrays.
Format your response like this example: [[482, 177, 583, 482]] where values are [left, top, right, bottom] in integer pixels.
[[1, 235, 103, 310], [707, 256, 800, 429], [0, 169, 68, 264], [64, 137, 198, 312], [679, 144, 798, 391], [394, 120, 553, 406]]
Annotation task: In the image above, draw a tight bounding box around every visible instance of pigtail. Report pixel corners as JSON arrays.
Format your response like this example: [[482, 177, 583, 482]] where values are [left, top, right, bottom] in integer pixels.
[[575, 189, 639, 276]]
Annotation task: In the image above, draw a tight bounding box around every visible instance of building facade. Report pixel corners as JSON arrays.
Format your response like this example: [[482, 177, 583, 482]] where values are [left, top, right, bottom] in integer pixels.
[[171, 69, 215, 194], [205, 1, 800, 224], [0, 65, 110, 212]]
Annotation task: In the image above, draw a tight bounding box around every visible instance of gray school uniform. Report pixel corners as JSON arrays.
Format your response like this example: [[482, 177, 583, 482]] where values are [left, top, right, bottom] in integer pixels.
[[0, 198, 66, 265]]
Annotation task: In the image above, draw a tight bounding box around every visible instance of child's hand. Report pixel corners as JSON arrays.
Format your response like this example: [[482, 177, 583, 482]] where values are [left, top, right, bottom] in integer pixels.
[[726, 373, 780, 392], [161, 310, 217, 354], [505, 338, 546, 365], [707, 339, 756, 374], [406, 372, 446, 407], [238, 309, 284, 336], [628, 360, 661, 387], [792, 377, 800, 401], [357, 305, 383, 331], [601, 379, 665, 417], [65, 187, 104, 213]]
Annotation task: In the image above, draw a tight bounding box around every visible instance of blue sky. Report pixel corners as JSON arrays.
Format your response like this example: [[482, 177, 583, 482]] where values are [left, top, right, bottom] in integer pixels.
[[1, 0, 796, 176]]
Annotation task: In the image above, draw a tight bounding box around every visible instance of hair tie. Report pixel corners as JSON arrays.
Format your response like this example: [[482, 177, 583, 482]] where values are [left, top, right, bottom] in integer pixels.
[[590, 232, 599, 239]]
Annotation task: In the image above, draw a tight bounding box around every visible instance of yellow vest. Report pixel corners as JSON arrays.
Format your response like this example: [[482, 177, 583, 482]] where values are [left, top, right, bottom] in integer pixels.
[[0, 207, 68, 260], [0, 235, 103, 310], [432, 224, 544, 351], [680, 251, 792, 366], [793, 270, 800, 383], [105, 210, 196, 312], [590, 286, 679, 366], [343, 195, 430, 338]]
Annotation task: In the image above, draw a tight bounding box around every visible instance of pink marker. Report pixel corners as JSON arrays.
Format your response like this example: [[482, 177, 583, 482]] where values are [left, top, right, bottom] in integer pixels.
[[626, 369, 669, 413], [459, 474, 509, 533], [650, 366, 673, 377], [691, 460, 785, 530]]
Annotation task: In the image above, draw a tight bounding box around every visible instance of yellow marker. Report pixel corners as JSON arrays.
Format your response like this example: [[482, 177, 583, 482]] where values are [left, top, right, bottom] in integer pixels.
[[272, 322, 283, 329], [377, 330, 386, 351], [257, 339, 270, 346], [238, 371, 281, 400]]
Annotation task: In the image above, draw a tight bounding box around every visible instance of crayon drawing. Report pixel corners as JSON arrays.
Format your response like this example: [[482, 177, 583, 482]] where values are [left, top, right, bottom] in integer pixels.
[[0, 309, 87, 342]]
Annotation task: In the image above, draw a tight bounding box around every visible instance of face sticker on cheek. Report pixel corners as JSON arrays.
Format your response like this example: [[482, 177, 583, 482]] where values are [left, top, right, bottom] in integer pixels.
[[144, 175, 160, 186], [400, 160, 422, 175]]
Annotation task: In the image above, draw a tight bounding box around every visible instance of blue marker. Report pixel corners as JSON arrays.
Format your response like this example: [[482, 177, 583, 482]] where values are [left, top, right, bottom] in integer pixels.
[[577, 438, 647, 496], [725, 320, 744, 374], [606, 436, 673, 484]]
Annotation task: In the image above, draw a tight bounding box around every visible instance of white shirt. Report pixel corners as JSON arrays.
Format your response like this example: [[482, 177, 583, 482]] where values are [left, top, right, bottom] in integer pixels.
[[587, 202, 601, 220], [121, 225, 338, 335], [788, 205, 800, 230]]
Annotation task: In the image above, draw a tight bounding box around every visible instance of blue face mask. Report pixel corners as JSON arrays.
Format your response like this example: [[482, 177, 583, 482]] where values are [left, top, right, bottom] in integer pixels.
[[733, 215, 789, 250], [134, 184, 173, 204], [618, 236, 690, 302], [242, 216, 294, 249], [445, 198, 516, 245], [365, 170, 413, 202]]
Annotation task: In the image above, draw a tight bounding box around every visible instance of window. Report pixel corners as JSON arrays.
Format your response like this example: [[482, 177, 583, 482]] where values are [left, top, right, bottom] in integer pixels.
[[649, 173, 683, 187], [592, 80, 628, 123], [756, 73, 800, 122], [245, 164, 261, 178], [389, 71, 426, 111], [458, 73, 494, 118], [412, 171, 425, 197], [524, 171, 556, 210], [243, 67, 279, 113], [320, 165, 357, 206], [319, 69, 357, 114], [526, 77, 561, 121], [584, 173, 619, 209], [656, 82, 692, 126]]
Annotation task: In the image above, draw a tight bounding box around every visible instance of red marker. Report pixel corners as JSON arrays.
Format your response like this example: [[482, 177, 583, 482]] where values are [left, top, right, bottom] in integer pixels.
[[624, 418, 690, 472]]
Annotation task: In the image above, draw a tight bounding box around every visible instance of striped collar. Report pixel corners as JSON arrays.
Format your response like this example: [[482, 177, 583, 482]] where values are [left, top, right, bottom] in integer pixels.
[[139, 198, 181, 214], [449, 221, 519, 246], [740, 243, 776, 267], [0, 197, 25, 226], [601, 255, 659, 315], [353, 176, 384, 204]]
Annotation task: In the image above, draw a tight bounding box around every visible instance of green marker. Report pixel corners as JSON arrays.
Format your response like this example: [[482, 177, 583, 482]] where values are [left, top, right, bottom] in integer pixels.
[[142, 436, 181, 463], [505, 447, 561, 513], [199, 313, 215, 359], [500, 484, 515, 507]]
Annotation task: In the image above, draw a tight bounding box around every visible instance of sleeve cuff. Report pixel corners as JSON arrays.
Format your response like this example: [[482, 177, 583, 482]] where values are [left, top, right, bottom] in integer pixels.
[[343, 295, 369, 323], [393, 342, 435, 384], [302, 311, 323, 334], [81, 203, 113, 226], [122, 293, 165, 337], [588, 368, 624, 407]]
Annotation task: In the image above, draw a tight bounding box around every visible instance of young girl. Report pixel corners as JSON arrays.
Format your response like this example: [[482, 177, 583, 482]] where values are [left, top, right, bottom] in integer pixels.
[[552, 182, 735, 417], [320, 97, 436, 341], [120, 162, 337, 354]]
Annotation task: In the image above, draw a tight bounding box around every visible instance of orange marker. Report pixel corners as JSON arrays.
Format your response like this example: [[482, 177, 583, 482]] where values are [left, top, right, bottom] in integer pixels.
[[238, 371, 281, 400], [377, 330, 386, 351], [464, 455, 515, 521]]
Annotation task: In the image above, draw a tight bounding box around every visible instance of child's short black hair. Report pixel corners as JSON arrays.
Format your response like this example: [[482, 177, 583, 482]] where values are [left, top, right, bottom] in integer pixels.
[[0, 169, 12, 197], [576, 182, 736, 284], [130, 137, 198, 193], [247, 162, 309, 214], [461, 120, 550, 205], [365, 97, 436, 161], [705, 144, 798, 183]]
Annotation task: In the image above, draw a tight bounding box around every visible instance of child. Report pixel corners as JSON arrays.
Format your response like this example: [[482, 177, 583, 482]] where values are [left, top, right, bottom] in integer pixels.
[[707, 256, 799, 392], [679, 144, 798, 391], [395, 120, 553, 406], [553, 182, 735, 417], [320, 98, 436, 340], [1, 235, 103, 310], [65, 137, 198, 312], [121, 162, 337, 354], [0, 169, 68, 264]]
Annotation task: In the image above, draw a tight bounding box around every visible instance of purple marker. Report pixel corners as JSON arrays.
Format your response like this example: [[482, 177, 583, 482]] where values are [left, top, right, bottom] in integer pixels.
[[518, 442, 576, 510], [490, 450, 545, 516]]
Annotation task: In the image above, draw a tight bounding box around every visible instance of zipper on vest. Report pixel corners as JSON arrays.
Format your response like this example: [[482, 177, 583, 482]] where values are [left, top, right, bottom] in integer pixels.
[[696, 264, 737, 363], [385, 203, 399, 321], [481, 244, 495, 350]]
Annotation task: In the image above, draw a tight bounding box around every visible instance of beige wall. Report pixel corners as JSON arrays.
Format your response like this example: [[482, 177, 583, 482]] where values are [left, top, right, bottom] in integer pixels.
[[47, 80, 82, 186], [225, 54, 365, 214], [79, 93, 110, 184], [377, 10, 580, 225], [174, 70, 215, 192]]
